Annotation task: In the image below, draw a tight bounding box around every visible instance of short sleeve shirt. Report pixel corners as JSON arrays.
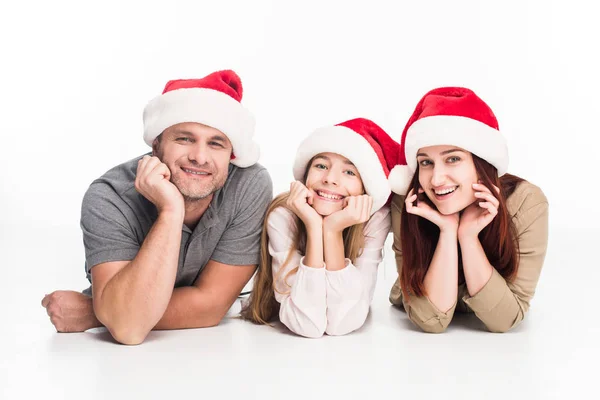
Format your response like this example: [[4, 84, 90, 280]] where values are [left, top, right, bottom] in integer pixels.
[[80, 154, 273, 295]]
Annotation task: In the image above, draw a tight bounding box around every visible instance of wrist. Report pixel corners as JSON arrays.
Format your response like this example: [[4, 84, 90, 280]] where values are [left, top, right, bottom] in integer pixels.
[[458, 231, 479, 244], [439, 224, 458, 235], [304, 217, 323, 232], [323, 219, 345, 235], [158, 206, 185, 222]]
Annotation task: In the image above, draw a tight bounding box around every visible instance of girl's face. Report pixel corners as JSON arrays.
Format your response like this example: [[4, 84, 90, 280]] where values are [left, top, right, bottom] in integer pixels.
[[304, 152, 365, 216], [416, 145, 478, 215]]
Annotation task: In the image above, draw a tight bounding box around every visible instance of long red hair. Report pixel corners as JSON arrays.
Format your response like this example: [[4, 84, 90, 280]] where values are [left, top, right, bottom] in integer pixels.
[[400, 154, 524, 298]]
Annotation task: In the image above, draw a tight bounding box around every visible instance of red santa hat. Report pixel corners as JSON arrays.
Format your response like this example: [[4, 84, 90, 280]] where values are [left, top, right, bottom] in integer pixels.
[[388, 87, 509, 195], [293, 118, 400, 215], [142, 69, 259, 168]]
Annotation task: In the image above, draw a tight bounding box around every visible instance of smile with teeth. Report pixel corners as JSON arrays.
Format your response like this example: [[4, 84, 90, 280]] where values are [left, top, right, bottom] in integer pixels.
[[316, 190, 344, 201], [434, 186, 458, 196], [182, 168, 210, 176]]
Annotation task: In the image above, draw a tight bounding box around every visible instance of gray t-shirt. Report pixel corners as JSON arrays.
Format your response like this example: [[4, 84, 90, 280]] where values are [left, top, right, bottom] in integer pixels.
[[80, 154, 273, 296]]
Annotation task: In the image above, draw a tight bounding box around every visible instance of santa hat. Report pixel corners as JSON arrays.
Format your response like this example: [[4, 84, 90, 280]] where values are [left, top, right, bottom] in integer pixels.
[[293, 118, 400, 215], [142, 69, 259, 168], [388, 87, 509, 195]]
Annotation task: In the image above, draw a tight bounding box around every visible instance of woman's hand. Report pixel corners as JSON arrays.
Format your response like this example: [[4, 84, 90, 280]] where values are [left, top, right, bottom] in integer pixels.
[[458, 183, 500, 239], [404, 188, 459, 233]]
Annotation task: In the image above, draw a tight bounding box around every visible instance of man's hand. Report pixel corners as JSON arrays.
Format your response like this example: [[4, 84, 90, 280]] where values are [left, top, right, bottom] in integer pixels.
[[41, 290, 102, 332], [135, 155, 184, 215]]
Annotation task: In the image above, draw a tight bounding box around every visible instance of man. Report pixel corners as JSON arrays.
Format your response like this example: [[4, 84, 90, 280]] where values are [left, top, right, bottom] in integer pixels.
[[41, 70, 273, 345]]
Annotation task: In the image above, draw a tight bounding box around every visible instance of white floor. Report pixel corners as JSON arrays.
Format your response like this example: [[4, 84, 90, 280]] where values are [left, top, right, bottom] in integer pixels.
[[1, 219, 597, 400]]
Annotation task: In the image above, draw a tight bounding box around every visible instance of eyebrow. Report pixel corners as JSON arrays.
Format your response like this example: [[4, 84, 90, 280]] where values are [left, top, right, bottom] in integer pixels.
[[208, 135, 228, 144], [174, 130, 194, 136], [417, 148, 465, 157], [314, 156, 356, 167], [173, 131, 229, 144]]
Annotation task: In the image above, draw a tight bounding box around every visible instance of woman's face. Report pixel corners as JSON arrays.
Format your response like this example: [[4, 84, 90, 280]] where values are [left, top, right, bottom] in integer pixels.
[[304, 152, 364, 216], [416, 145, 478, 215]]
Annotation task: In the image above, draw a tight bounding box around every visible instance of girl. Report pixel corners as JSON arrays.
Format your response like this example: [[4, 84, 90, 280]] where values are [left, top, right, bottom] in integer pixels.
[[387, 87, 549, 333], [241, 118, 399, 338]]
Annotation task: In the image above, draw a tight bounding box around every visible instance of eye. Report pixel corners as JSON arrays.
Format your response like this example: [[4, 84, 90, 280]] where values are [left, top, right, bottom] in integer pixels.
[[176, 137, 192, 142], [344, 170, 357, 176], [447, 156, 461, 163], [314, 163, 327, 170], [418, 159, 432, 167]]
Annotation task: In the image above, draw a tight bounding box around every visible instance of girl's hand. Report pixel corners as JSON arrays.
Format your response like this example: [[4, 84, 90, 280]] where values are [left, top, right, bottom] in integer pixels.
[[323, 194, 372, 233], [286, 181, 323, 228]]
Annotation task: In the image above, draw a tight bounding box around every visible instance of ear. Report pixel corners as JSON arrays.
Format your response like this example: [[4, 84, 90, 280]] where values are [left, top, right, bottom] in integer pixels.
[[151, 138, 160, 156]]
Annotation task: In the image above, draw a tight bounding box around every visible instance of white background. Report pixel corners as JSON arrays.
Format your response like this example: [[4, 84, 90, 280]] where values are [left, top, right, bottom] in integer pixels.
[[1, 0, 598, 399]]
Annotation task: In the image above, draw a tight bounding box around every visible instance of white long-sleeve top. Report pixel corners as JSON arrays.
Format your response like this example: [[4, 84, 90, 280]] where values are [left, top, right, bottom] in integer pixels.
[[268, 206, 391, 338]]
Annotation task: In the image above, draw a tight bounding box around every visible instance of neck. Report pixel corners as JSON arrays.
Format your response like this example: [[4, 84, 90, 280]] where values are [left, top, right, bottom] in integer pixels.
[[183, 193, 214, 230]]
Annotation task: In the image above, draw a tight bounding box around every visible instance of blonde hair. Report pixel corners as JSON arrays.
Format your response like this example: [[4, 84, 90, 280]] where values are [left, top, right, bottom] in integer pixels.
[[240, 153, 372, 324], [239, 190, 366, 325]]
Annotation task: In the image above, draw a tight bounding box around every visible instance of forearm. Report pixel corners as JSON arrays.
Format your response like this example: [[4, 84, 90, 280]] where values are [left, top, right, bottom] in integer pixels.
[[458, 235, 494, 296], [423, 230, 459, 312], [277, 262, 328, 338], [95, 211, 183, 340], [153, 286, 229, 330], [304, 224, 324, 268], [323, 227, 345, 271]]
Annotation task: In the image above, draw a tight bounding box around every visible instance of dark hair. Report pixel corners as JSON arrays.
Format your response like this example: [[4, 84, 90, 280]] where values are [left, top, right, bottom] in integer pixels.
[[400, 154, 524, 298]]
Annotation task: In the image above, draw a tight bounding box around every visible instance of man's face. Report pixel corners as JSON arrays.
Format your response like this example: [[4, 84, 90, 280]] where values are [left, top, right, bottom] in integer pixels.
[[153, 122, 232, 201]]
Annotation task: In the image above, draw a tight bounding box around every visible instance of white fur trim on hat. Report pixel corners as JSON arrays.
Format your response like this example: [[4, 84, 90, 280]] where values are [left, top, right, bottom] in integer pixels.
[[143, 87, 259, 168], [405, 115, 509, 176], [388, 164, 413, 195], [293, 125, 390, 215]]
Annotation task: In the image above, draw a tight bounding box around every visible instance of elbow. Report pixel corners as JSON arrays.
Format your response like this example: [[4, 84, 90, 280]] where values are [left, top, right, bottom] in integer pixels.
[[94, 302, 150, 345], [283, 318, 325, 339], [411, 315, 451, 334], [298, 325, 325, 338], [204, 314, 225, 328], [485, 316, 524, 334], [109, 326, 149, 345], [488, 326, 511, 334], [418, 322, 449, 334], [325, 306, 369, 336]]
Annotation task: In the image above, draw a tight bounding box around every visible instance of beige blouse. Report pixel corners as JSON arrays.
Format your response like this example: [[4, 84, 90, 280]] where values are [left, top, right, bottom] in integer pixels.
[[389, 181, 549, 333]]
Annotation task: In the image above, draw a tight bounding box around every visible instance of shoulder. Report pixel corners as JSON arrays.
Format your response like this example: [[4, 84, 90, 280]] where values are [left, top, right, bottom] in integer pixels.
[[506, 180, 548, 217], [219, 163, 273, 206], [83, 155, 144, 205], [364, 206, 392, 236], [267, 206, 297, 230], [506, 180, 549, 231], [390, 193, 406, 214], [224, 163, 273, 193]]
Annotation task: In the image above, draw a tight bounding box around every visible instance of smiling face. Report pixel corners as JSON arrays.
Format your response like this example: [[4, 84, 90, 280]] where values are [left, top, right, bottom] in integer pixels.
[[304, 152, 365, 216], [416, 145, 479, 215], [153, 122, 233, 201]]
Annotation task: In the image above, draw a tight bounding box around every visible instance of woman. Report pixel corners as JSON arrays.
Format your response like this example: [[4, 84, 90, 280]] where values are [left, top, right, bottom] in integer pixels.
[[387, 87, 549, 333], [241, 118, 399, 338]]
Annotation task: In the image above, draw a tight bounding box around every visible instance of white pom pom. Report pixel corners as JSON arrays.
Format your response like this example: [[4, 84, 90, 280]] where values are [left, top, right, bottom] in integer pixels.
[[231, 140, 260, 168], [388, 165, 413, 195]]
